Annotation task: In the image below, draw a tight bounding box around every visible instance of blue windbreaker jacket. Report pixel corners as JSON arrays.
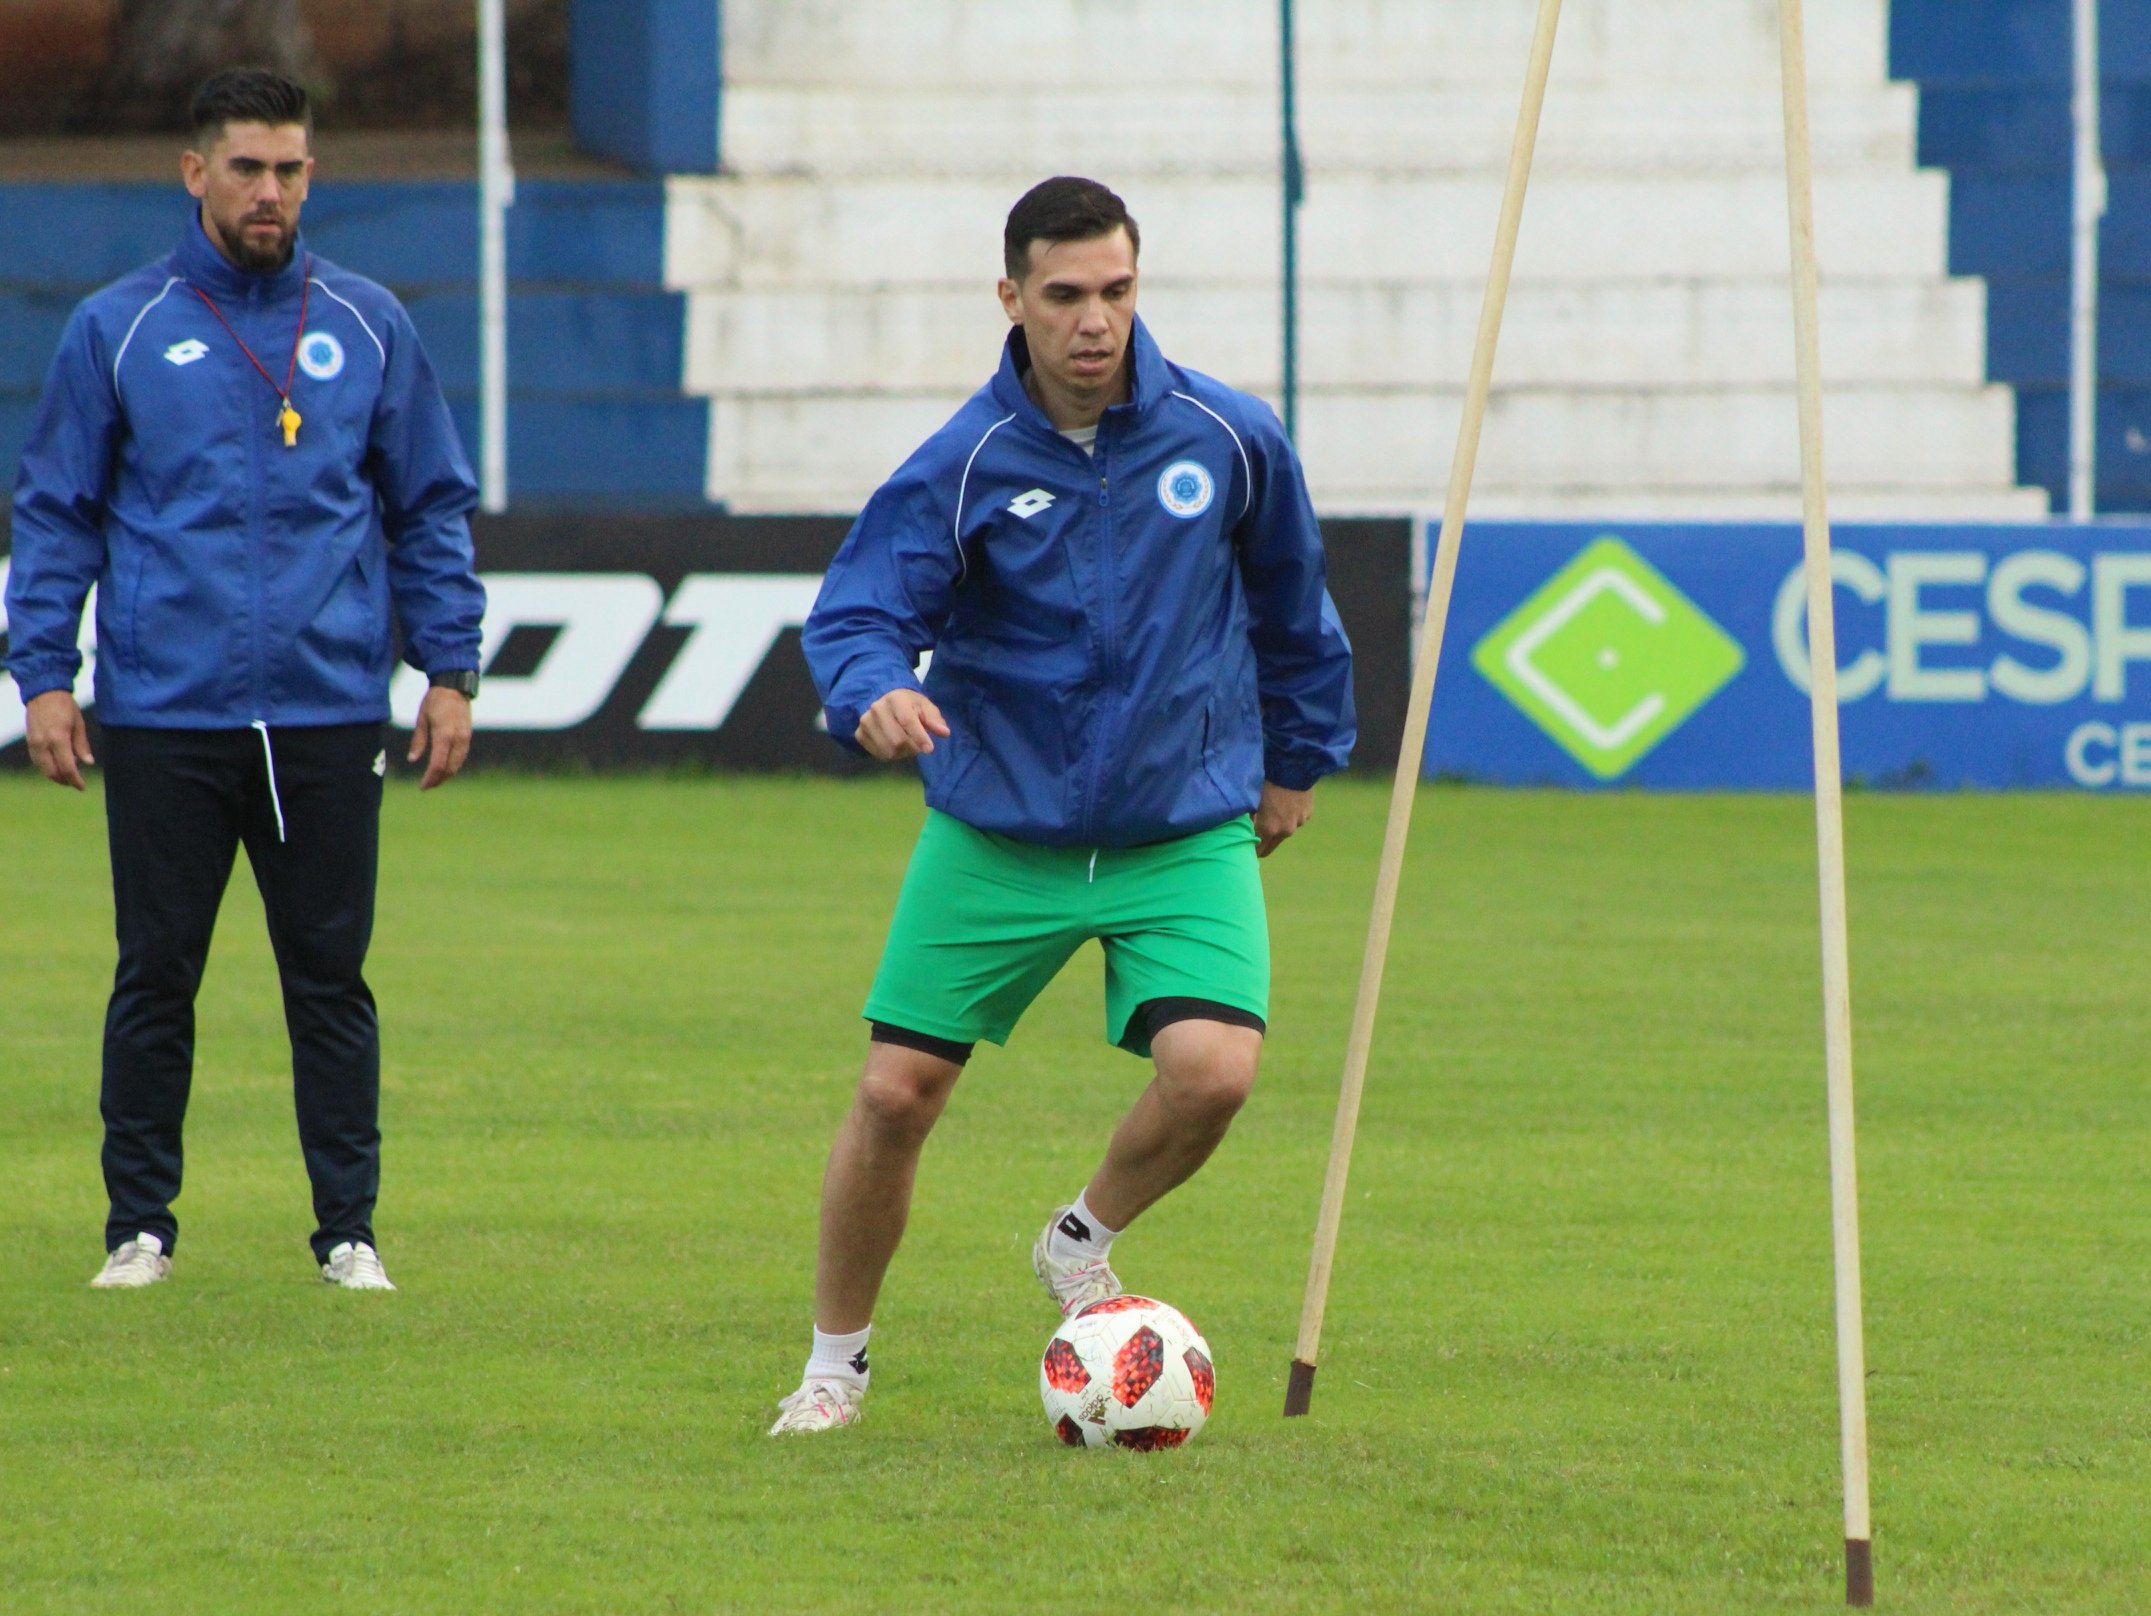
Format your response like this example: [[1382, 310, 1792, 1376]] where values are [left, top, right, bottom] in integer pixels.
[[6, 217, 483, 726], [803, 316, 1355, 848]]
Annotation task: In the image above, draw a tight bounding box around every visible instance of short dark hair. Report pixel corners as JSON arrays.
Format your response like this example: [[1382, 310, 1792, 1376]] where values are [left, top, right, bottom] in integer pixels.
[[190, 69, 312, 147], [1003, 176, 1139, 280]]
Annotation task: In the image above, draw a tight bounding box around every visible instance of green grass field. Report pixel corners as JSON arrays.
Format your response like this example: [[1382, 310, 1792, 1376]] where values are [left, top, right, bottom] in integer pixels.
[[2, 773, 2145, 1613]]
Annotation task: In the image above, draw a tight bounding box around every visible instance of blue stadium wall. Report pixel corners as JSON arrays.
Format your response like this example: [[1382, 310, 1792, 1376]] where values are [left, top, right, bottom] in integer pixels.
[[569, 0, 720, 174], [1894, 0, 2151, 511], [0, 0, 717, 509], [0, 181, 708, 505], [7, 3, 2151, 511]]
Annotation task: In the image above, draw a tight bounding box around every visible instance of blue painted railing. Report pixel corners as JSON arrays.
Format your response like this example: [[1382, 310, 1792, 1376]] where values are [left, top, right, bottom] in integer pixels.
[[1894, 0, 2151, 511]]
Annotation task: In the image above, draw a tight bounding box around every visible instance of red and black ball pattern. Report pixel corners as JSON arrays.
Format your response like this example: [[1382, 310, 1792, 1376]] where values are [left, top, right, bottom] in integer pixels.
[[1077, 1294, 1158, 1318], [1184, 1346, 1214, 1415], [1042, 1337, 1090, 1394], [1111, 1325, 1166, 1408], [1055, 1415, 1087, 1447], [1111, 1426, 1190, 1451]]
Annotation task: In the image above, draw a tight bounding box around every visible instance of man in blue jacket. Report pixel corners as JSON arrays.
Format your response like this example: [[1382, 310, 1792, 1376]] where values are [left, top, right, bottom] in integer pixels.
[[771, 176, 1355, 1433], [6, 70, 485, 1292]]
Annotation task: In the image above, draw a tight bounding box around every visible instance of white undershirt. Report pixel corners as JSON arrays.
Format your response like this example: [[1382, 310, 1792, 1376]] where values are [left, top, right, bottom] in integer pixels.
[[1023, 367, 1101, 456]]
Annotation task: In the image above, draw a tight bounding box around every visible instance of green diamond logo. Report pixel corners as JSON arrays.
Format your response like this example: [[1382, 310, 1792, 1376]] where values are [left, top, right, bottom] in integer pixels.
[[1471, 536, 1745, 779]]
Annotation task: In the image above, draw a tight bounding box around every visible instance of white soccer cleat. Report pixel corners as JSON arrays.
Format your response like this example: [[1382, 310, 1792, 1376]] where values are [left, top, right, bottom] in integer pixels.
[[768, 1377, 866, 1436], [321, 1241, 396, 1290], [90, 1233, 170, 1288], [1033, 1205, 1124, 1317]]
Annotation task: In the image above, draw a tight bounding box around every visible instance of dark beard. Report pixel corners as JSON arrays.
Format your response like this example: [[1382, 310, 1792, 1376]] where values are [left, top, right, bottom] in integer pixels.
[[223, 216, 295, 272]]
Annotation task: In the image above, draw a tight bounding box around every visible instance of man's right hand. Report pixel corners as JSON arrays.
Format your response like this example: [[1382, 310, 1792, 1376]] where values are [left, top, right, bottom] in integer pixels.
[[855, 688, 951, 761], [25, 690, 94, 791]]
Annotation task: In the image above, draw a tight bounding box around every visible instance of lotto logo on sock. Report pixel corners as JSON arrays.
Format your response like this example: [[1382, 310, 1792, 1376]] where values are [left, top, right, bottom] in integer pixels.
[[847, 1350, 869, 1376], [1059, 1212, 1092, 1243], [1471, 536, 1745, 780]]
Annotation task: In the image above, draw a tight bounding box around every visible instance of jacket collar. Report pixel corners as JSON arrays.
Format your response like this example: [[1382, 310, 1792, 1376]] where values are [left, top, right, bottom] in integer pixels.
[[177, 210, 310, 303], [993, 312, 1174, 426]]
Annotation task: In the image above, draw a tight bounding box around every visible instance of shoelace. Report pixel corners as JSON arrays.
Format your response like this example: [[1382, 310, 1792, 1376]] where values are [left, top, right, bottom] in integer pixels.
[[1052, 1259, 1122, 1315], [1054, 1257, 1116, 1288], [778, 1381, 855, 1426]]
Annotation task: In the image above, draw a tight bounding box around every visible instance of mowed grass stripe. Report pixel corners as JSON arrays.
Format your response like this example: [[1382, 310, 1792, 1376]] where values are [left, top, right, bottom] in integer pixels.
[[1, 775, 2144, 1613]]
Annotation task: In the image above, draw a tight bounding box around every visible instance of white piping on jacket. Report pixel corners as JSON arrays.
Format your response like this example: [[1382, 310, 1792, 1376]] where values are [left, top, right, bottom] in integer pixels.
[[309, 277, 388, 367], [1168, 390, 1254, 522], [111, 277, 184, 400], [952, 412, 1018, 583]]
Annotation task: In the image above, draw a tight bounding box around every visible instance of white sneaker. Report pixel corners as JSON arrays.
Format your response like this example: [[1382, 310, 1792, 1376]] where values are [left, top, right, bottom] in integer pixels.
[[90, 1233, 170, 1288], [321, 1241, 396, 1290], [768, 1377, 865, 1435], [1032, 1205, 1124, 1317]]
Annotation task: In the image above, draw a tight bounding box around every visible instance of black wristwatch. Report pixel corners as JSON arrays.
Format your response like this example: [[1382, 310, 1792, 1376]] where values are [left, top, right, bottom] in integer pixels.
[[429, 669, 480, 699]]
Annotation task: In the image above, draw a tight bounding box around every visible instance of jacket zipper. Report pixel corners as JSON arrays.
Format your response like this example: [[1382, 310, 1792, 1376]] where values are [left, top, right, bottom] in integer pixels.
[[244, 279, 267, 721], [1082, 425, 1116, 841]]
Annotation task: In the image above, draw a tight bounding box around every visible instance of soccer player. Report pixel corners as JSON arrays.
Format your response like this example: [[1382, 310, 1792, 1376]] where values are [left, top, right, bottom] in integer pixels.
[[6, 69, 485, 1291], [770, 176, 1355, 1433]]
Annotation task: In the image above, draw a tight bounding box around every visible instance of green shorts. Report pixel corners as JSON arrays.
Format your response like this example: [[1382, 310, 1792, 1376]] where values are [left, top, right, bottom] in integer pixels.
[[864, 810, 1270, 1057]]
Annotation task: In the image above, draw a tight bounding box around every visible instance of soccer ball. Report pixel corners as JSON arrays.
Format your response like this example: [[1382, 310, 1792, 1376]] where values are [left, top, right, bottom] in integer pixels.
[[1040, 1295, 1214, 1450]]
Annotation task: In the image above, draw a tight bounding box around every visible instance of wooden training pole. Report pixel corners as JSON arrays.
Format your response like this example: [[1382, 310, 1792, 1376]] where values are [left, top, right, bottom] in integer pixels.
[[1774, 0, 1875, 1603], [1283, 0, 1566, 1418]]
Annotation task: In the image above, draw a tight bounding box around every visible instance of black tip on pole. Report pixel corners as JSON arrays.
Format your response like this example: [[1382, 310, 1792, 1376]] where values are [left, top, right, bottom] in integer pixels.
[[1845, 1538, 1873, 1606], [1283, 1358, 1317, 1416]]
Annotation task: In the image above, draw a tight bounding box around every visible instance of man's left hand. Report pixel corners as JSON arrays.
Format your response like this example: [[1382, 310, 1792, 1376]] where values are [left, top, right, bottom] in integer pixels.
[[1254, 781, 1315, 858], [407, 688, 473, 790]]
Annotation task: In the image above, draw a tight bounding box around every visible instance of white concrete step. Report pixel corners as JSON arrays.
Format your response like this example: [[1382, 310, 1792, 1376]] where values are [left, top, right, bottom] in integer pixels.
[[719, 83, 1918, 178], [665, 169, 1950, 288], [1298, 385, 2022, 495], [689, 0, 2027, 520], [722, 0, 1893, 91], [1447, 486, 2053, 521], [683, 279, 1989, 393], [700, 386, 2025, 513]]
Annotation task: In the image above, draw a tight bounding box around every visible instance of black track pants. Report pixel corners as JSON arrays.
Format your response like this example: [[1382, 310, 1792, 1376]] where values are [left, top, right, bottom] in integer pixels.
[[99, 722, 385, 1263]]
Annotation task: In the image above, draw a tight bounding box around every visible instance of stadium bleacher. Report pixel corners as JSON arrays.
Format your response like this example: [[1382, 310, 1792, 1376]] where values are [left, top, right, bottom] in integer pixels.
[[1893, 0, 2151, 511], [0, 176, 704, 503], [0, 0, 2141, 516], [681, 0, 2039, 517]]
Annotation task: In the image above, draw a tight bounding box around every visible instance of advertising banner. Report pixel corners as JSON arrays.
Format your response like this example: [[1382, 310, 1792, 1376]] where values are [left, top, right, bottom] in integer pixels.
[[1424, 521, 2151, 790], [1, 513, 1410, 774]]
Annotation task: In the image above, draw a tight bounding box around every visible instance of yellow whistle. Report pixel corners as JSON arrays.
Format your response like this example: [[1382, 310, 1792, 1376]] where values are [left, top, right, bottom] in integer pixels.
[[278, 401, 302, 447]]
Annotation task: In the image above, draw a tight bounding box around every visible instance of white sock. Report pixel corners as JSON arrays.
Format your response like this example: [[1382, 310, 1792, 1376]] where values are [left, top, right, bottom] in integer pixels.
[[1047, 1191, 1121, 1263], [806, 1324, 872, 1387]]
